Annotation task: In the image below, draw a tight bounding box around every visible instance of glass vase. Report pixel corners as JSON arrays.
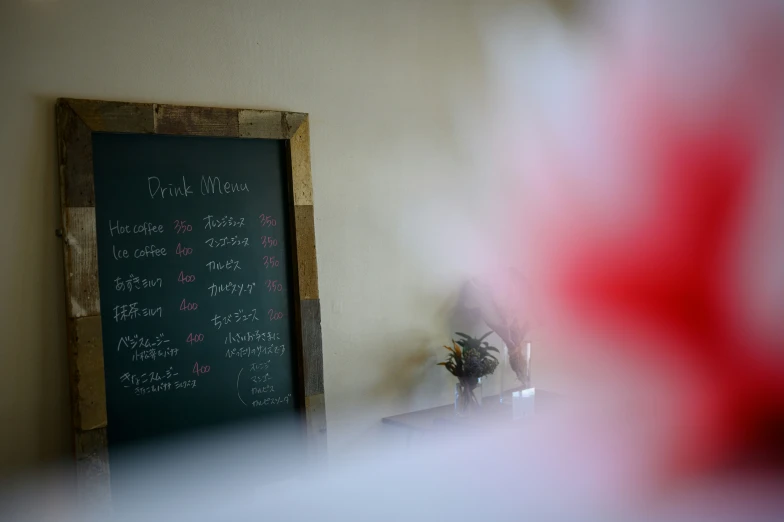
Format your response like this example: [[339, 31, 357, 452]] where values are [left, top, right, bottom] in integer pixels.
[[455, 377, 483, 417], [500, 341, 533, 405]]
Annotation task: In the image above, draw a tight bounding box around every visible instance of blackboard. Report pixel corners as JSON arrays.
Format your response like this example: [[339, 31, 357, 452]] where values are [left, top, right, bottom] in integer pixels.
[[92, 132, 300, 451], [57, 100, 325, 505]]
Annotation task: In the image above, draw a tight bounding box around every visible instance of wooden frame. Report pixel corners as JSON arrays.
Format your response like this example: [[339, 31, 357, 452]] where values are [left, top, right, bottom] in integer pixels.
[[56, 98, 325, 505]]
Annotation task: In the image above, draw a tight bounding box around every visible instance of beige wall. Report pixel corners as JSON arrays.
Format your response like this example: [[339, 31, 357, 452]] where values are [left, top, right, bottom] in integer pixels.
[[0, 0, 542, 474]]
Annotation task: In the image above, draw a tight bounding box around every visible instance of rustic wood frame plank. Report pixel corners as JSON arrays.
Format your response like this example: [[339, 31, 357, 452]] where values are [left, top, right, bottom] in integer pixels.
[[56, 98, 325, 504]]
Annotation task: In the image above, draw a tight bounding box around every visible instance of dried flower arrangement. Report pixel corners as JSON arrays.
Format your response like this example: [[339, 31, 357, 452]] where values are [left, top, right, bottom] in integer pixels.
[[464, 271, 532, 388]]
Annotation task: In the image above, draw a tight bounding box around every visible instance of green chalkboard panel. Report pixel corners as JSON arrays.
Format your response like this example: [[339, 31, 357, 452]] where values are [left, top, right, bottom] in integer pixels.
[[92, 133, 301, 457]]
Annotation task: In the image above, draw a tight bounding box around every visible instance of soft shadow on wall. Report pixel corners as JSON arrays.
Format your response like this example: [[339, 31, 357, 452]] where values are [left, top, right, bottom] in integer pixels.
[[369, 286, 492, 412]]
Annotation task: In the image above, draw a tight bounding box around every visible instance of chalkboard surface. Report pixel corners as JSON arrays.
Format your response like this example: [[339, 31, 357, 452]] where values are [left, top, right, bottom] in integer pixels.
[[92, 133, 301, 455]]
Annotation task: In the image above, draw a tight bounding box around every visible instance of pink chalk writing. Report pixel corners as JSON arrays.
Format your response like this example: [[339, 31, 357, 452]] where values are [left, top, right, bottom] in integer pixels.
[[173, 220, 192, 234], [258, 214, 277, 228], [179, 298, 198, 311], [178, 271, 196, 283], [265, 280, 283, 292], [186, 333, 204, 345], [192, 362, 210, 376], [260, 236, 278, 248], [175, 243, 193, 257]]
